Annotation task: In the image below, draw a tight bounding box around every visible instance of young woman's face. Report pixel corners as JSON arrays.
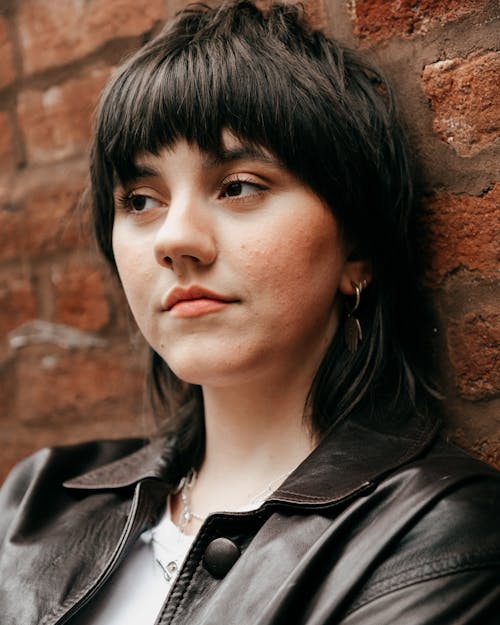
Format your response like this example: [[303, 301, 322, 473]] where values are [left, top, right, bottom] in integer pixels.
[[112, 135, 358, 388]]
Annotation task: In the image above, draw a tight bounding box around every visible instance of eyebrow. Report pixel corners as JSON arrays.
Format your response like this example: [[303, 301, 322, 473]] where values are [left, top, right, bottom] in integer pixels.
[[203, 146, 279, 168], [114, 145, 281, 189], [115, 163, 162, 188]]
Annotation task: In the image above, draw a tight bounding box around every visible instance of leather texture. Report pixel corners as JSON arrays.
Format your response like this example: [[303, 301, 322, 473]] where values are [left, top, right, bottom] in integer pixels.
[[0, 412, 499, 625]]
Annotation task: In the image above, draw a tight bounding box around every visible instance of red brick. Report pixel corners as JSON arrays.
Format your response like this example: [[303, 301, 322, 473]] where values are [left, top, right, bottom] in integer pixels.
[[0, 164, 90, 262], [422, 52, 500, 157], [351, 0, 488, 43], [0, 269, 36, 338], [447, 306, 500, 401], [0, 111, 15, 172], [423, 186, 500, 285], [0, 359, 17, 455], [302, 0, 327, 29], [0, 186, 22, 263], [0, 16, 16, 88], [255, 0, 327, 28], [51, 257, 110, 331], [446, 428, 500, 471], [13, 342, 146, 427], [472, 440, 500, 471], [18, 0, 166, 74], [17, 67, 112, 165]]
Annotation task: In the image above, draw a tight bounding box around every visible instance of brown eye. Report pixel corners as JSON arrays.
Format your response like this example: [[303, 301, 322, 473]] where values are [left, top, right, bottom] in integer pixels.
[[124, 194, 161, 213], [130, 195, 148, 211], [222, 179, 265, 199], [226, 181, 243, 197]]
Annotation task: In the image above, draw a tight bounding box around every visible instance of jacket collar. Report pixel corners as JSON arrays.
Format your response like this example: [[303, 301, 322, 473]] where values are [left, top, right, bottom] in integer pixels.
[[63, 437, 169, 489], [273, 412, 439, 505], [64, 412, 439, 505]]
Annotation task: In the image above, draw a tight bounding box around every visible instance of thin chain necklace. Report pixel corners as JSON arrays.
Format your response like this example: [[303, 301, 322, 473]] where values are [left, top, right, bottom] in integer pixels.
[[177, 468, 291, 534], [150, 469, 292, 583], [178, 470, 205, 532]]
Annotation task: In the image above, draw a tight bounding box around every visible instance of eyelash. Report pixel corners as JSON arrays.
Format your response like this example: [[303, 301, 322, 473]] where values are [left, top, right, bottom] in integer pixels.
[[115, 176, 267, 214], [115, 191, 156, 213], [219, 175, 267, 199]]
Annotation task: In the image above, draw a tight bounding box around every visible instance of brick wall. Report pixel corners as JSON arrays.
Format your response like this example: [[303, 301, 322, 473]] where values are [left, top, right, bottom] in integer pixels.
[[0, 0, 498, 482]]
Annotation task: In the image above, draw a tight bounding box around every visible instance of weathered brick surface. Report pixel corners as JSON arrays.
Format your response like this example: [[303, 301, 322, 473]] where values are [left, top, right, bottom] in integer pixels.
[[351, 0, 488, 42], [0, 269, 36, 338], [422, 52, 500, 157], [447, 306, 500, 401], [0, 110, 15, 171], [303, 0, 328, 29], [0, 16, 16, 89], [18, 0, 166, 74], [423, 185, 500, 285], [51, 257, 110, 331], [472, 440, 500, 471], [0, 164, 89, 262], [12, 342, 146, 427], [0, 337, 146, 483], [17, 67, 112, 165]]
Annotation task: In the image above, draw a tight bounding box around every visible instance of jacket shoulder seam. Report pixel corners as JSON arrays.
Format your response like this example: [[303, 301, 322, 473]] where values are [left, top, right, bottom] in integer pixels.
[[346, 550, 500, 616]]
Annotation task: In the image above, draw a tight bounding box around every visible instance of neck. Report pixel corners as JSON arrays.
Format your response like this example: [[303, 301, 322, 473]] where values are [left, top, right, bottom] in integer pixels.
[[169, 363, 322, 534], [201, 381, 316, 483], [183, 367, 318, 517]]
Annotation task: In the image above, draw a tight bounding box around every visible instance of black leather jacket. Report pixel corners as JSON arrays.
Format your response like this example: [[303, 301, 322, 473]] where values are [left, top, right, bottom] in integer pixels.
[[1, 412, 499, 625]]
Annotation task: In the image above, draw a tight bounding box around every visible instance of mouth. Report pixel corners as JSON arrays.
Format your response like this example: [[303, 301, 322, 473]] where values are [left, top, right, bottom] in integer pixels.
[[162, 285, 239, 318]]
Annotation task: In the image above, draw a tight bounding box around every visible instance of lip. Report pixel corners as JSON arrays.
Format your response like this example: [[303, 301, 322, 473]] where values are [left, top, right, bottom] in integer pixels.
[[161, 285, 238, 318]]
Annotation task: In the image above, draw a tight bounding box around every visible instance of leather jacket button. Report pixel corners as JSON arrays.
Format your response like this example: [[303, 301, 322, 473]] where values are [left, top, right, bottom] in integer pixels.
[[203, 537, 241, 579]]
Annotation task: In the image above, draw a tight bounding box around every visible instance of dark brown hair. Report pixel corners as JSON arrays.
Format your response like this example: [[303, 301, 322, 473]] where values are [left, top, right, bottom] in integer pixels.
[[90, 1, 438, 477]]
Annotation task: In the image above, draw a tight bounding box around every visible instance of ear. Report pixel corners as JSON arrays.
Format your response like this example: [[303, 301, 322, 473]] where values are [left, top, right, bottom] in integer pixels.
[[338, 258, 373, 296]]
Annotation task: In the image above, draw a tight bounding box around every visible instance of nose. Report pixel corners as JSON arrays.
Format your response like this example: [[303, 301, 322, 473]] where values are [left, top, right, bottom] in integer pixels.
[[153, 192, 217, 273]]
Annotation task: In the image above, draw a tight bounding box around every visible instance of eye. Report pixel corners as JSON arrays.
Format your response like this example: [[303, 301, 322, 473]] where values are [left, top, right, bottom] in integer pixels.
[[221, 178, 266, 199], [117, 192, 162, 213]]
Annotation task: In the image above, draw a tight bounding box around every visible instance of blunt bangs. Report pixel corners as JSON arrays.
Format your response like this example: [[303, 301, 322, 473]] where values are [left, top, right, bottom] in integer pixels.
[[97, 5, 331, 182], [93, 2, 408, 269]]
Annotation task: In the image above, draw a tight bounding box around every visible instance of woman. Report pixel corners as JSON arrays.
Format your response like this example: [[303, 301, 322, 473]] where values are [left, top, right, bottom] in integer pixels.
[[0, 2, 498, 624]]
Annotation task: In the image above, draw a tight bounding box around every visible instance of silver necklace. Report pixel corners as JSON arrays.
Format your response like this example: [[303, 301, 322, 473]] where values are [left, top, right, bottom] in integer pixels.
[[177, 468, 291, 533], [178, 470, 206, 532], [151, 469, 292, 582]]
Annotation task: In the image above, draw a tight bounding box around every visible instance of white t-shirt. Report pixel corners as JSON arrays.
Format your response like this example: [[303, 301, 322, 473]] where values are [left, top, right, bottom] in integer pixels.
[[70, 500, 195, 625], [71, 497, 265, 624]]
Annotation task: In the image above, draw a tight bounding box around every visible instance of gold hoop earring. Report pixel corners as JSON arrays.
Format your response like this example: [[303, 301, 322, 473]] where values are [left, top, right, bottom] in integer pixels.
[[344, 281, 365, 353]]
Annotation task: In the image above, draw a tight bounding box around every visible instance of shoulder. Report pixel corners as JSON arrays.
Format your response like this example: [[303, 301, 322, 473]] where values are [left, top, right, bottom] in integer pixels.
[[343, 440, 500, 623], [403, 439, 500, 538], [0, 438, 147, 540], [383, 439, 500, 568]]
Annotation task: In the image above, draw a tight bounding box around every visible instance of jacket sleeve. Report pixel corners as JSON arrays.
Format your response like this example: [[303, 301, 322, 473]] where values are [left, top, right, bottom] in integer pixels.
[[339, 569, 500, 625], [337, 477, 500, 625]]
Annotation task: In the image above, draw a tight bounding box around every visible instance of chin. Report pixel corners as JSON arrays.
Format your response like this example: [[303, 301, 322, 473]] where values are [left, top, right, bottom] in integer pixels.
[[162, 348, 263, 388]]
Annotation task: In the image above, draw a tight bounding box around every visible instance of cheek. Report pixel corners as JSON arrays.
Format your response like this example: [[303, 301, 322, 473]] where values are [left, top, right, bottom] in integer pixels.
[[243, 214, 344, 299], [238, 211, 345, 346], [112, 228, 154, 317]]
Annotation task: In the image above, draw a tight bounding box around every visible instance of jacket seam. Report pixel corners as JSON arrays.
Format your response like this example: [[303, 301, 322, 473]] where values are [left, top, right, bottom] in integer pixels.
[[345, 552, 500, 616]]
